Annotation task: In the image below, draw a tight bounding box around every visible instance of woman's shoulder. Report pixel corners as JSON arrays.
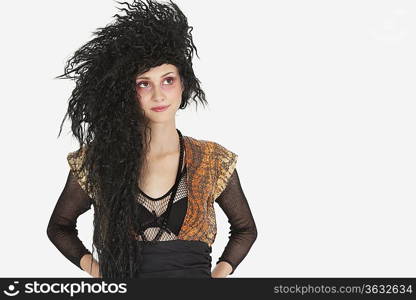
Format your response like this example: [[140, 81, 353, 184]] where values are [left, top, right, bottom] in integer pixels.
[[66, 145, 95, 199], [67, 145, 87, 163], [199, 138, 239, 201], [184, 135, 238, 166], [184, 135, 236, 153], [66, 145, 89, 177]]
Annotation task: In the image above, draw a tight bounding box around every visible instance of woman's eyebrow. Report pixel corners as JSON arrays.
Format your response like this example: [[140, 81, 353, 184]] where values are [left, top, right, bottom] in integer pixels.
[[136, 71, 174, 80]]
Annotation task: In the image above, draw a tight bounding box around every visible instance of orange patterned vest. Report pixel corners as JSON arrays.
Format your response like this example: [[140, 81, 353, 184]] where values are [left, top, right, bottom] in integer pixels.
[[67, 135, 238, 248]]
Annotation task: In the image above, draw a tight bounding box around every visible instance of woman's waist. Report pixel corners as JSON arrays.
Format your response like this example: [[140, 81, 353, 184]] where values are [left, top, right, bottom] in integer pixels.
[[136, 239, 212, 273], [137, 239, 212, 254]]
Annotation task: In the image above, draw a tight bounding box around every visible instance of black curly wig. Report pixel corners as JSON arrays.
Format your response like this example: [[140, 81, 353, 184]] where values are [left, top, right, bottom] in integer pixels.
[[55, 0, 207, 279]]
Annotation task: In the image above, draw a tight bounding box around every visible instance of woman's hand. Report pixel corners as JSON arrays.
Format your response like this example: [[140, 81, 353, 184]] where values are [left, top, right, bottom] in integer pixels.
[[90, 262, 101, 278], [211, 261, 233, 278], [80, 254, 101, 278]]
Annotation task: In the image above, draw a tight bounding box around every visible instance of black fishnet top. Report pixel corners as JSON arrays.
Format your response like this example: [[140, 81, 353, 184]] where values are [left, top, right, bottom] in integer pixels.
[[134, 161, 188, 242], [47, 164, 257, 275]]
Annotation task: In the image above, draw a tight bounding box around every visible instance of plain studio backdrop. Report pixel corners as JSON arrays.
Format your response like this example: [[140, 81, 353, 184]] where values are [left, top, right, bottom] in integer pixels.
[[0, 0, 415, 277]]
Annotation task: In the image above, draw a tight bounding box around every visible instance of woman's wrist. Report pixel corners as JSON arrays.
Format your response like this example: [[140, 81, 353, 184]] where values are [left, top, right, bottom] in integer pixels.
[[80, 254, 101, 277]]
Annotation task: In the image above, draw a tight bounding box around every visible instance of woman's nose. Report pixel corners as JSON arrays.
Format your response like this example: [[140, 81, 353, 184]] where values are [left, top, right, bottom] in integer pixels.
[[151, 85, 165, 101]]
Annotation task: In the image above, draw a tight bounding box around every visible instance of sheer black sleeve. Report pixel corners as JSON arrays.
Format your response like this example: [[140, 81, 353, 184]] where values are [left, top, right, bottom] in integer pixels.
[[214, 168, 257, 275], [46, 170, 93, 270]]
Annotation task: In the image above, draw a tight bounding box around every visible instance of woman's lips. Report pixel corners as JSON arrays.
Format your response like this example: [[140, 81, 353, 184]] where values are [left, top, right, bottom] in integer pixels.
[[151, 105, 170, 112]]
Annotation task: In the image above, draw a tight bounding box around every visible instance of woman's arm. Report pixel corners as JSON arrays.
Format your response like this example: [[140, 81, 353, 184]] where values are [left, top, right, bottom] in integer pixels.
[[47, 170, 95, 274], [212, 168, 257, 277]]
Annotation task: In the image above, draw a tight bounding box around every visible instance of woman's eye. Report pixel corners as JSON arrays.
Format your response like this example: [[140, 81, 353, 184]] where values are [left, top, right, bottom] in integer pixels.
[[136, 81, 148, 88], [164, 77, 174, 85], [136, 77, 174, 89], [137, 81, 149, 87]]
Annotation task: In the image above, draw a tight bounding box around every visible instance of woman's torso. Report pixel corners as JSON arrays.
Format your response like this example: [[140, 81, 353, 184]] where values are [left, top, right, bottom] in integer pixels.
[[134, 146, 212, 278]]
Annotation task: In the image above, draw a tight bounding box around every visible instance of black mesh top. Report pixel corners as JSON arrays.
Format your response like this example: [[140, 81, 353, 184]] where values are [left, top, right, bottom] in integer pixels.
[[47, 159, 257, 276], [134, 158, 188, 242]]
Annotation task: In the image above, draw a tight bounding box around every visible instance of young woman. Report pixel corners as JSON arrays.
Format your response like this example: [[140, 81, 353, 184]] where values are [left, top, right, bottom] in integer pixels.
[[47, 0, 257, 279]]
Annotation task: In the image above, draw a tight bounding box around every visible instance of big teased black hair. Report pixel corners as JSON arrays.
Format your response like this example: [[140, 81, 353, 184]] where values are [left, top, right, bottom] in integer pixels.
[[55, 0, 207, 279]]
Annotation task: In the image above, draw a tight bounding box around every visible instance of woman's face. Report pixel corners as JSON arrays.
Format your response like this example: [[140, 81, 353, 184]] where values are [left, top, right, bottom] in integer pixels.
[[135, 63, 184, 122]]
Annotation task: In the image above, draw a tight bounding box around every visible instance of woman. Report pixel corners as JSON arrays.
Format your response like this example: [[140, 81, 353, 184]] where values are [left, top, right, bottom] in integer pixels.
[[47, 0, 257, 279]]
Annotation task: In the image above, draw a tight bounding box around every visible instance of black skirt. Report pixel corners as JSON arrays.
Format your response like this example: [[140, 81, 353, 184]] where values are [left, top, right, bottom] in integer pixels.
[[133, 239, 212, 278]]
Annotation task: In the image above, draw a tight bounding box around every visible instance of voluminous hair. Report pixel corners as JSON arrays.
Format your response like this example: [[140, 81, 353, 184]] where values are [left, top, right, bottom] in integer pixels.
[[56, 0, 207, 279]]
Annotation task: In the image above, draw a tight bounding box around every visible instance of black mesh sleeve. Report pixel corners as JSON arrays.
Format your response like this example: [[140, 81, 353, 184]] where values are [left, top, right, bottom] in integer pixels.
[[214, 168, 257, 275], [47, 170, 93, 270]]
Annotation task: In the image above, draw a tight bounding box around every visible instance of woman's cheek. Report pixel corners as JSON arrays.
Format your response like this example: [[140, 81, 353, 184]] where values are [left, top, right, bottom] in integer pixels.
[[136, 89, 150, 105], [164, 84, 182, 97], [136, 92, 148, 108]]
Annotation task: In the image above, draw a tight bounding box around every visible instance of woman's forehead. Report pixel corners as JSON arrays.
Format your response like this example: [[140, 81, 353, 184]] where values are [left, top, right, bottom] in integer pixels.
[[137, 63, 178, 79]]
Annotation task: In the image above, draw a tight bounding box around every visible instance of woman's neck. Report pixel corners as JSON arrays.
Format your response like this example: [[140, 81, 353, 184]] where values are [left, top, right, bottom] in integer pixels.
[[146, 124, 179, 159]]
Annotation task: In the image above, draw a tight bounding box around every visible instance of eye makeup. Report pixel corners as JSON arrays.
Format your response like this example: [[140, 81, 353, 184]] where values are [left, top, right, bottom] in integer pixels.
[[136, 76, 176, 88]]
